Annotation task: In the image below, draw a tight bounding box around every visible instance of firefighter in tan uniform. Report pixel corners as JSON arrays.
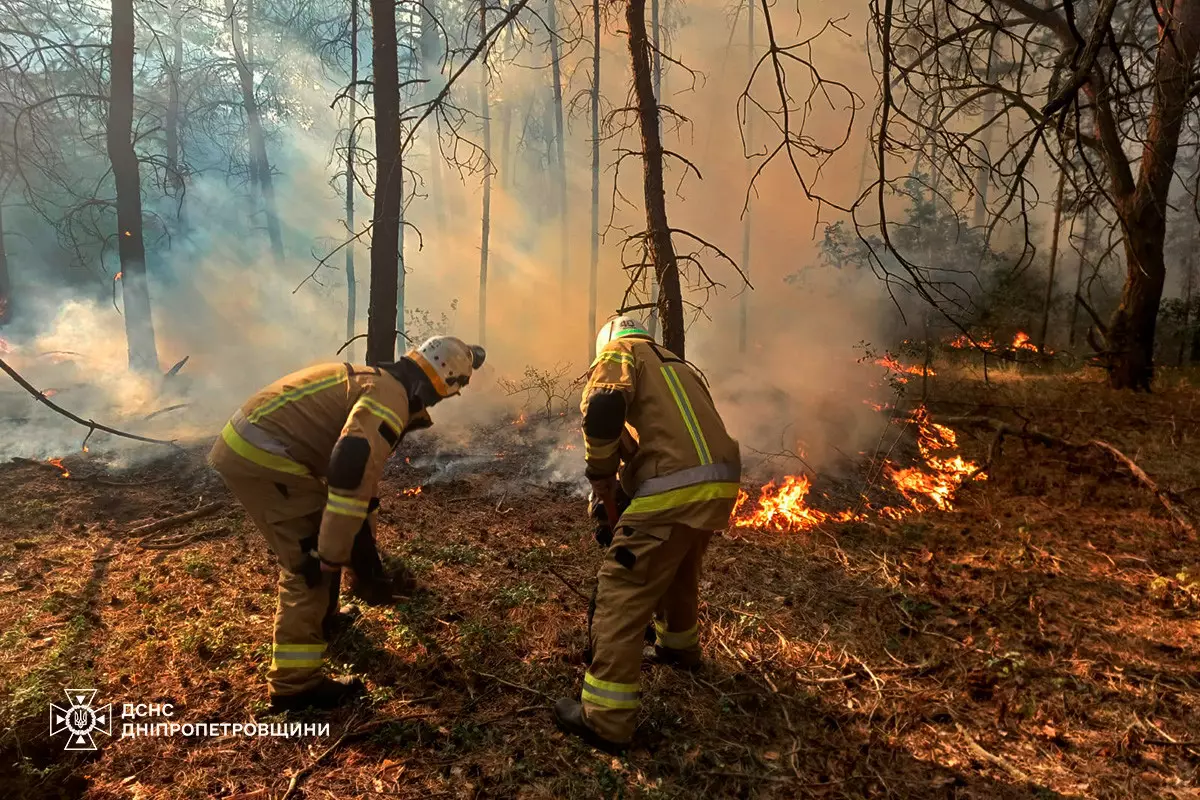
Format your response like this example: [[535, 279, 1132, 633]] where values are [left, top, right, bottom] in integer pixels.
[[554, 316, 741, 753], [208, 336, 485, 712]]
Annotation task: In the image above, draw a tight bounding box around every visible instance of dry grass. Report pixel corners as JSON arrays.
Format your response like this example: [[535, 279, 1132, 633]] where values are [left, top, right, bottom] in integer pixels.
[[1, 370, 1198, 799]]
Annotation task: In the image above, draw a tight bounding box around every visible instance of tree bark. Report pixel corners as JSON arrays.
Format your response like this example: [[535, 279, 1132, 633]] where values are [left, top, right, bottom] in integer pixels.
[[1037, 169, 1066, 354], [547, 0, 569, 298], [646, 0, 663, 339], [627, 0, 684, 358], [0, 189, 10, 325], [227, 0, 284, 263], [1179, 249, 1194, 366], [1102, 0, 1200, 390], [1068, 207, 1092, 350], [972, 35, 998, 229], [738, 0, 754, 354], [109, 0, 159, 372], [166, 0, 185, 224], [367, 0, 401, 364], [588, 0, 601, 358], [345, 0, 359, 361], [478, 0, 492, 348]]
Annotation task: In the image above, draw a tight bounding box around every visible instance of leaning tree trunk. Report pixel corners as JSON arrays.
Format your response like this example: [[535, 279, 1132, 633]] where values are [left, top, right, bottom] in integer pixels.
[[546, 0, 569, 298], [1105, 0, 1200, 390], [587, 0, 601, 358], [109, 0, 159, 372], [344, 0, 359, 360], [227, 0, 284, 263], [1037, 169, 1066, 354], [627, 0, 684, 358], [367, 0, 401, 364], [478, 0, 492, 347], [166, 0, 185, 225]]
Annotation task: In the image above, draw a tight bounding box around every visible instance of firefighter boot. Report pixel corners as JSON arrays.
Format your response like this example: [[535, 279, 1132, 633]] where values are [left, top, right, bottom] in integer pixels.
[[269, 676, 366, 713], [649, 644, 702, 671], [553, 698, 628, 755]]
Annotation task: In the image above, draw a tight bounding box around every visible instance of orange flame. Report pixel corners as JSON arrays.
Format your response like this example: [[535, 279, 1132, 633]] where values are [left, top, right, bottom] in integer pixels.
[[1011, 332, 1038, 351], [512, 412, 527, 426], [947, 334, 996, 351], [402, 486, 423, 496], [47, 458, 69, 478], [733, 406, 985, 532], [41, 388, 59, 398], [874, 355, 934, 382]]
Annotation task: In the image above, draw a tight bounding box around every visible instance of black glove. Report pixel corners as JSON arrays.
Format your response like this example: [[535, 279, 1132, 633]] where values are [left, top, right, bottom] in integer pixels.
[[299, 552, 322, 588], [589, 486, 631, 548], [349, 519, 395, 606]]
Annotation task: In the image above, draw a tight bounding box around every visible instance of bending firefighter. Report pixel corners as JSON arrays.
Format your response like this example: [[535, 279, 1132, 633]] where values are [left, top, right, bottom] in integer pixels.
[[208, 337, 486, 712], [555, 316, 742, 753]]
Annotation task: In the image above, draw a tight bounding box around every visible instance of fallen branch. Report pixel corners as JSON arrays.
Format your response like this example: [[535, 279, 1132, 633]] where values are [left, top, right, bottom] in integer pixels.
[[472, 670, 555, 701], [941, 416, 1196, 536], [128, 502, 223, 536], [546, 565, 590, 601], [138, 525, 233, 551], [280, 712, 435, 800], [0, 357, 179, 449], [956, 722, 1031, 784]]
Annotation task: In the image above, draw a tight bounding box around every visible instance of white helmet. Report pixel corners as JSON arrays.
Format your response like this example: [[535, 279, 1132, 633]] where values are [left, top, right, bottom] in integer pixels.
[[406, 336, 486, 397], [595, 315, 651, 354]]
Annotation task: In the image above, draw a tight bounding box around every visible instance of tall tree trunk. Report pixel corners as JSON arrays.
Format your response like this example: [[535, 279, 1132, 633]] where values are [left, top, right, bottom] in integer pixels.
[[646, 0, 663, 339], [546, 0, 569, 297], [500, 101, 514, 191], [973, 35, 998, 229], [109, 0, 159, 372], [227, 0, 284, 263], [738, 0, 754, 354], [0, 190, 10, 325], [166, 0, 185, 225], [367, 0, 401, 364], [1068, 207, 1092, 350], [1179, 250, 1194, 366], [345, 0, 359, 361], [1104, 0, 1200, 390], [627, 0, 683, 357], [419, 3, 446, 233], [1037, 169, 1066, 354], [478, 0, 492, 347], [588, 0, 601, 358]]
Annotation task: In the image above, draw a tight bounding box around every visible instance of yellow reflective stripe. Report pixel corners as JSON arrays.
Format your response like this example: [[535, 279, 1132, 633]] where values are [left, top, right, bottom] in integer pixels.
[[271, 643, 325, 669], [582, 673, 640, 709], [654, 621, 699, 649], [326, 492, 369, 519], [248, 373, 347, 423], [585, 438, 620, 459], [660, 366, 712, 465], [626, 481, 741, 515], [594, 350, 634, 368], [355, 396, 405, 435], [221, 422, 310, 476]]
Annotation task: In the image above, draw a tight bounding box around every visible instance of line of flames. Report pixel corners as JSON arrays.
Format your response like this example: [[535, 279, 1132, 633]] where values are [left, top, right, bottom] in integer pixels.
[[732, 406, 985, 532], [947, 331, 1046, 354]]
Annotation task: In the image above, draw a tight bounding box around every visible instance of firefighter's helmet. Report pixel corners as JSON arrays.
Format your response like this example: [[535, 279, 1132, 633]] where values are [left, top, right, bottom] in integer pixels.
[[595, 315, 651, 354], [406, 336, 486, 397]]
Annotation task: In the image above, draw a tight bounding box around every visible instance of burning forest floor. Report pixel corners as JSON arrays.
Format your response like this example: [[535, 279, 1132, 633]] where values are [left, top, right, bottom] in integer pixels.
[[2, 369, 1200, 799]]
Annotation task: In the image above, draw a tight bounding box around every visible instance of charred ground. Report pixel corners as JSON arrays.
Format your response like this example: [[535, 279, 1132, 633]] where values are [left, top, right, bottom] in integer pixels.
[[1, 369, 1198, 799]]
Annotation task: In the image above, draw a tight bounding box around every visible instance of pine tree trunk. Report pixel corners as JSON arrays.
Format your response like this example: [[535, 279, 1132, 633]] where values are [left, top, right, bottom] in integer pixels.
[[645, 0, 663, 339], [588, 0, 601, 358], [546, 0, 569, 297], [419, 3, 446, 233], [478, 0, 492, 347], [166, 0, 185, 225], [345, 0, 359, 361], [738, 0, 754, 354], [1037, 169, 1066, 354], [109, 0, 159, 372], [973, 36, 997, 229], [627, 0, 684, 358], [1105, 0, 1200, 390], [0, 191, 10, 324], [367, 0, 401, 365], [1068, 208, 1092, 350], [1178, 252, 1194, 366], [227, 0, 283, 263]]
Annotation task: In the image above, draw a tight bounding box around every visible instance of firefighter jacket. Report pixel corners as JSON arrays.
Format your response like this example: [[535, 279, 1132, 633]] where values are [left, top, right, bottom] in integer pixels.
[[580, 336, 742, 531], [212, 363, 428, 566]]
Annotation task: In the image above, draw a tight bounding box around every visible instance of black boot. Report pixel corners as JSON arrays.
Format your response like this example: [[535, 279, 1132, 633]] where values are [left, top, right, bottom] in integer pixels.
[[323, 604, 363, 640], [648, 645, 702, 671], [553, 698, 628, 755], [269, 676, 366, 713]]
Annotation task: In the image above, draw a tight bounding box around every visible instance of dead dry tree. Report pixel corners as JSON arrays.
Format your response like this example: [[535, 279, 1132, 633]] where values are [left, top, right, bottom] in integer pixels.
[[944, 414, 1197, 536], [498, 363, 575, 419]]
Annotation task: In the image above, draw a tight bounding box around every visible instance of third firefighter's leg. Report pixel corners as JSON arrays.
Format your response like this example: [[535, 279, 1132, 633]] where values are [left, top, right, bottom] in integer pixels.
[[584, 525, 695, 743], [654, 526, 713, 665]]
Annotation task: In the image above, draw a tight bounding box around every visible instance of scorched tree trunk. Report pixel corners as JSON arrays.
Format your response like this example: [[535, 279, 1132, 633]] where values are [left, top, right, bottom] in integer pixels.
[[108, 0, 159, 372], [626, 0, 684, 358], [368, 0, 401, 364]]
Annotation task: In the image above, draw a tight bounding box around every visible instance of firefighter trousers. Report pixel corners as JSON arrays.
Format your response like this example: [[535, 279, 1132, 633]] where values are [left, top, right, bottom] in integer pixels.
[[215, 469, 343, 697], [583, 522, 712, 743]]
